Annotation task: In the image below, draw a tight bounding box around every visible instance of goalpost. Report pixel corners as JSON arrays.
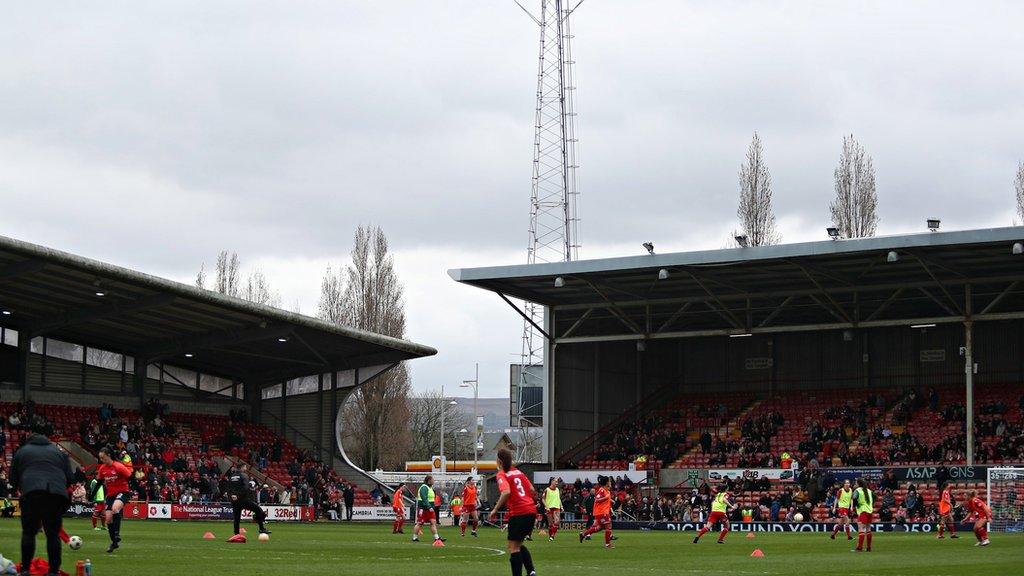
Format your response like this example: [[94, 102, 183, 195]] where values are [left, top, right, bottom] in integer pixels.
[[986, 467, 1024, 533]]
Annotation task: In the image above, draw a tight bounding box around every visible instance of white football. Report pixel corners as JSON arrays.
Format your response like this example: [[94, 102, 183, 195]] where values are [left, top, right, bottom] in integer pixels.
[[68, 536, 83, 550], [793, 513, 804, 522]]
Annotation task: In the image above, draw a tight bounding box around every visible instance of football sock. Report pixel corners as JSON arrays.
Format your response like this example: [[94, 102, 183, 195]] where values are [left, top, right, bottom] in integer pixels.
[[605, 528, 612, 545], [856, 533, 864, 550], [938, 523, 944, 536], [509, 551, 523, 576], [948, 521, 956, 534], [718, 525, 729, 542], [866, 531, 872, 550], [520, 545, 534, 572]]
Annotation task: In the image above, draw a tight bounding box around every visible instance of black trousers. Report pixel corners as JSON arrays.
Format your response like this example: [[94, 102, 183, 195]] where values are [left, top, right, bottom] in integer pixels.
[[20, 492, 67, 574], [345, 500, 354, 520], [232, 498, 267, 535]]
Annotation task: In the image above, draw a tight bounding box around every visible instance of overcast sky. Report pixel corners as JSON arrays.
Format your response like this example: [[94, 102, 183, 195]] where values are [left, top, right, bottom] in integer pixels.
[[2, 1, 1022, 397]]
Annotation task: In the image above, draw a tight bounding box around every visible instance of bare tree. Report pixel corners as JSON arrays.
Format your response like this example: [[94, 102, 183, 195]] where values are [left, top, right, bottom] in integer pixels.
[[195, 263, 207, 289], [1015, 161, 1024, 223], [214, 251, 241, 297], [198, 252, 281, 307], [320, 225, 413, 470], [243, 267, 282, 307], [830, 135, 879, 238], [736, 132, 780, 246], [407, 389, 472, 462], [516, 426, 543, 463]]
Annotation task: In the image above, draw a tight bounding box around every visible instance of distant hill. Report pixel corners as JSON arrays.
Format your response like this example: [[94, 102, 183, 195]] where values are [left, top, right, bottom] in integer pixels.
[[449, 397, 510, 430]]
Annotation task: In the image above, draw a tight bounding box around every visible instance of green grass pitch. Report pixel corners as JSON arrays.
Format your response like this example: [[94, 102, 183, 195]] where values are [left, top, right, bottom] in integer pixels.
[[2, 519, 1021, 575]]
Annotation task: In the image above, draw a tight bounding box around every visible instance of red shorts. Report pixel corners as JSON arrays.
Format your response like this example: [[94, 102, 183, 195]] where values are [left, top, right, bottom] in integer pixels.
[[463, 504, 476, 514], [93, 503, 106, 514], [837, 507, 852, 518], [591, 514, 611, 528], [393, 507, 404, 516], [857, 512, 872, 524], [417, 508, 436, 523], [707, 511, 728, 525], [547, 508, 561, 514]]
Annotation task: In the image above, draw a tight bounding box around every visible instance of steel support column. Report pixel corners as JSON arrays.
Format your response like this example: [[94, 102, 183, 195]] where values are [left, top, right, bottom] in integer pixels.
[[17, 331, 30, 402], [134, 356, 147, 410], [965, 285, 974, 466]]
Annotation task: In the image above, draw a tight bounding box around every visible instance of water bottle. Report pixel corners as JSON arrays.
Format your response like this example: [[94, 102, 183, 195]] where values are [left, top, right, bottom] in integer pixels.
[[84, 559, 92, 576], [75, 560, 85, 576]]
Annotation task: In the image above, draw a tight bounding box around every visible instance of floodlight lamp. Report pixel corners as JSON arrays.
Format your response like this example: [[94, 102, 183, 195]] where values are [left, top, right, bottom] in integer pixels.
[[1013, 242, 1023, 255], [887, 251, 899, 263], [827, 227, 840, 240], [643, 242, 655, 255], [927, 218, 940, 231], [554, 276, 565, 288], [735, 234, 749, 248], [658, 269, 669, 280]]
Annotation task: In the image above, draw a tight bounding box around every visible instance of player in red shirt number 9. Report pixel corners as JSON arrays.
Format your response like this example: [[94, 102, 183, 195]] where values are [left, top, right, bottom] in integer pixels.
[[488, 448, 538, 576]]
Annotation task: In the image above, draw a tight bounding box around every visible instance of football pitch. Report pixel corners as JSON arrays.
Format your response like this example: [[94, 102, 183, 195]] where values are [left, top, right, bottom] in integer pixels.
[[2, 520, 1021, 576]]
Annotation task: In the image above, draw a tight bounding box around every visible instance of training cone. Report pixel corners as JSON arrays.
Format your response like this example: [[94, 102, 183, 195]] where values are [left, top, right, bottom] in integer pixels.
[[432, 539, 445, 548], [227, 534, 247, 544], [240, 527, 247, 535], [750, 549, 764, 558], [203, 532, 216, 540], [746, 532, 755, 539]]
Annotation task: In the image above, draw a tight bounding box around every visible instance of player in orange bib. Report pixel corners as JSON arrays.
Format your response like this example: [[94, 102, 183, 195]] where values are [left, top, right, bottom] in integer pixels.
[[391, 482, 406, 534], [965, 490, 992, 546], [460, 477, 480, 537], [579, 476, 615, 548], [935, 482, 958, 539]]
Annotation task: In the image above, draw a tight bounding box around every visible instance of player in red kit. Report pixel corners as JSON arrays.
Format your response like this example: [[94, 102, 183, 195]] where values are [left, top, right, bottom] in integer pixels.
[[489, 449, 538, 576], [936, 482, 958, 539], [965, 490, 991, 546], [391, 482, 406, 534], [579, 475, 615, 548], [93, 447, 133, 553], [460, 477, 480, 537]]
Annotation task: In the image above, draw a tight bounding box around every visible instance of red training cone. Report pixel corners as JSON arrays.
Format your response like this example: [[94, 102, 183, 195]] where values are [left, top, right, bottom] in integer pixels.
[[227, 534, 247, 544], [432, 539, 445, 548], [746, 532, 755, 539], [203, 532, 216, 540], [240, 527, 247, 535], [750, 549, 764, 558]]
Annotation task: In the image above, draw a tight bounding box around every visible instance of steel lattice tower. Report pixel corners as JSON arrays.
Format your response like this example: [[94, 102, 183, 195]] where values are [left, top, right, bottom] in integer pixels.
[[514, 0, 581, 435]]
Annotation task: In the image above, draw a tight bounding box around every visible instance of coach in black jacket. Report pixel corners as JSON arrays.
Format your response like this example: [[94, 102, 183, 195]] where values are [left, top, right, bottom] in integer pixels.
[[11, 434, 74, 574]]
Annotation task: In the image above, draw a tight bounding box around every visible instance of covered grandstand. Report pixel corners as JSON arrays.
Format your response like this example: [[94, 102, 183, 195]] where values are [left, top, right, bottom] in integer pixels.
[[0, 234, 436, 503], [449, 226, 1024, 468]]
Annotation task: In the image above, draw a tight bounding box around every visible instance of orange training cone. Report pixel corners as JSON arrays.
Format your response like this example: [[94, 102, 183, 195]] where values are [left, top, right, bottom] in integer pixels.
[[746, 532, 755, 539], [203, 532, 216, 540], [240, 527, 247, 535], [227, 534, 247, 544], [750, 549, 764, 558], [432, 539, 445, 548]]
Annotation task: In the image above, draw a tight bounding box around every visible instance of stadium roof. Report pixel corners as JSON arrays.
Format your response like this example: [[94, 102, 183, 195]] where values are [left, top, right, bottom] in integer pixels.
[[0, 235, 436, 382], [449, 227, 1024, 343]]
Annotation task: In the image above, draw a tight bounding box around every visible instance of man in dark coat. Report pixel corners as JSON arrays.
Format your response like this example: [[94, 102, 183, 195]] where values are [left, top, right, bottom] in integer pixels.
[[343, 483, 355, 521], [11, 434, 74, 574], [227, 464, 269, 536]]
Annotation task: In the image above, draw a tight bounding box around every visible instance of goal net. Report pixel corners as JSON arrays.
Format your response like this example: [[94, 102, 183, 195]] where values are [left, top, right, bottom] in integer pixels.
[[987, 467, 1024, 532]]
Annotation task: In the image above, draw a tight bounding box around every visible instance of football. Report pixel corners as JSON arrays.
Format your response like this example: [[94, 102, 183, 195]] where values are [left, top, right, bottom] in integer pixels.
[[68, 536, 83, 550], [258, 533, 270, 542], [793, 513, 804, 523]]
